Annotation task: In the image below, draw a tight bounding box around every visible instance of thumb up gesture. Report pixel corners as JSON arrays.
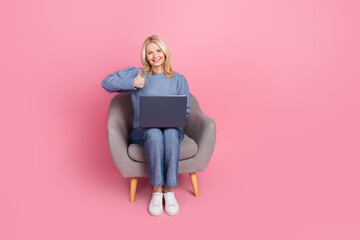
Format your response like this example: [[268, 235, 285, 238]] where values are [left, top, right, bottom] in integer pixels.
[[134, 69, 146, 88]]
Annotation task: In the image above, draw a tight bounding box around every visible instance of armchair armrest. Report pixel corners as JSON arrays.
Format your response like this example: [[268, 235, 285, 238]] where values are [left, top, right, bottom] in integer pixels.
[[184, 97, 216, 172], [107, 93, 143, 178]]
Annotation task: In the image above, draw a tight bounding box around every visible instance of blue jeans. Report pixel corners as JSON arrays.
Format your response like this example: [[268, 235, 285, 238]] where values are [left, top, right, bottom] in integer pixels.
[[129, 127, 185, 187]]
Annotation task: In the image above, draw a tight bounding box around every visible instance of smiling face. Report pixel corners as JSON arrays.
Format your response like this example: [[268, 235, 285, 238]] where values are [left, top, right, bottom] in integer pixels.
[[146, 42, 165, 71]]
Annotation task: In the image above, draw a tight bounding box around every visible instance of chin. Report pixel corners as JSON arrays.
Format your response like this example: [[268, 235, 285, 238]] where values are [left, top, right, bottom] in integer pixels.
[[152, 63, 164, 68]]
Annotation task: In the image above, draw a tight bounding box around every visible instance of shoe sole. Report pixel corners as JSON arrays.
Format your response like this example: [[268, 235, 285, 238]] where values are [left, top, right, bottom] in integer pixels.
[[148, 209, 163, 216], [165, 209, 179, 216]]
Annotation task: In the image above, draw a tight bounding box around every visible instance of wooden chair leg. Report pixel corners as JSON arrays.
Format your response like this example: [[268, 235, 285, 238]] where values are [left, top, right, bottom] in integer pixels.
[[189, 173, 199, 197], [130, 177, 138, 203]]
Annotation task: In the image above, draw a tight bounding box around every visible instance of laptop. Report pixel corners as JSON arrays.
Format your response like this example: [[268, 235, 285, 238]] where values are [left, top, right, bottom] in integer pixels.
[[140, 95, 187, 128]]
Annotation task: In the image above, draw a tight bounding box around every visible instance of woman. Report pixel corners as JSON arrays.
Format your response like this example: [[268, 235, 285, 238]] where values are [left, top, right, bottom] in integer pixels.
[[101, 35, 191, 216]]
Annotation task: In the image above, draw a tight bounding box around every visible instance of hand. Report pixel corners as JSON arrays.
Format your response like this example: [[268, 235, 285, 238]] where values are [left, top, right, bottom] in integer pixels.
[[134, 69, 146, 88]]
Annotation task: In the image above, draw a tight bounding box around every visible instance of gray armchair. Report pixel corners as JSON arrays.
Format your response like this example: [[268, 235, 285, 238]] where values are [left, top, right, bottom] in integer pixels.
[[106, 93, 216, 202]]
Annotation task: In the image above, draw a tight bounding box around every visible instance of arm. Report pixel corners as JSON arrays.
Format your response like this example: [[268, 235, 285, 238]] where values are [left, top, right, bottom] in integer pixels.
[[178, 74, 191, 118], [101, 66, 139, 93]]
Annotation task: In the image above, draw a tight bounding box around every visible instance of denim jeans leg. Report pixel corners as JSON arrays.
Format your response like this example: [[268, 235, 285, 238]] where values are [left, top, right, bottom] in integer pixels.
[[142, 128, 164, 187], [129, 128, 147, 146], [163, 127, 184, 187]]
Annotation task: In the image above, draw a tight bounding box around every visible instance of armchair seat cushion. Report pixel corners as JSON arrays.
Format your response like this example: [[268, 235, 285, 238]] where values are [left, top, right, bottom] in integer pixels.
[[128, 134, 198, 163]]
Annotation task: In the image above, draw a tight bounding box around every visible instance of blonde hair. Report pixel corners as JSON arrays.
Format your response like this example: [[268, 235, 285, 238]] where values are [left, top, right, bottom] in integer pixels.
[[141, 35, 175, 78]]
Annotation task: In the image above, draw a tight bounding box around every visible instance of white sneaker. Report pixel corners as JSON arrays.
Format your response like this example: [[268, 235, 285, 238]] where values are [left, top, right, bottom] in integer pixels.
[[148, 192, 163, 216], [164, 191, 180, 216]]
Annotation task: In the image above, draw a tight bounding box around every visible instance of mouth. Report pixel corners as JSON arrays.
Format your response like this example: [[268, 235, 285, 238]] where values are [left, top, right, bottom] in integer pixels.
[[152, 58, 161, 63]]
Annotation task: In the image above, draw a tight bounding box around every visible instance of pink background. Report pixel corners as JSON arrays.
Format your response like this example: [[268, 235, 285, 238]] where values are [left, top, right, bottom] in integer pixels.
[[1, 0, 360, 239]]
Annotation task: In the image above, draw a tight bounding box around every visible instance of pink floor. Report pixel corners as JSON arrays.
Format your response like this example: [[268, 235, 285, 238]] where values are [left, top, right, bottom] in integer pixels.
[[1, 0, 360, 239]]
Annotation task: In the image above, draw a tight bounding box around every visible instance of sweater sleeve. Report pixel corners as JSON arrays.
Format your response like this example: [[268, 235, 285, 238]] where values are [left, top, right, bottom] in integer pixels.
[[101, 66, 139, 93], [178, 74, 191, 118]]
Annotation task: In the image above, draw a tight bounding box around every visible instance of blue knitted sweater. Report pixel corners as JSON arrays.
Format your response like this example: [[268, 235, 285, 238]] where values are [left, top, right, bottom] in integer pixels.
[[101, 66, 191, 129]]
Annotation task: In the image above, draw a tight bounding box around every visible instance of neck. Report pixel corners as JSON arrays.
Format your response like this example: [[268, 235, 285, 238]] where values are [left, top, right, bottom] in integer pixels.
[[152, 65, 164, 74]]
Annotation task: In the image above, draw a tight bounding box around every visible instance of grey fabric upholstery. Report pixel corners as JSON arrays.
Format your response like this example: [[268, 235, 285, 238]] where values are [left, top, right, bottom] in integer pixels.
[[106, 93, 216, 178]]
